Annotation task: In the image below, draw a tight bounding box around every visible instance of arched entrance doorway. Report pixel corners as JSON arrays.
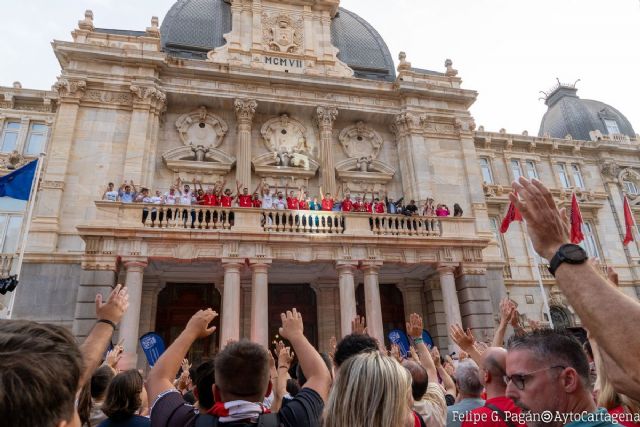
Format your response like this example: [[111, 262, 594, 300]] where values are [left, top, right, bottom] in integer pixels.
[[550, 305, 573, 329], [356, 283, 406, 346], [156, 283, 221, 364]]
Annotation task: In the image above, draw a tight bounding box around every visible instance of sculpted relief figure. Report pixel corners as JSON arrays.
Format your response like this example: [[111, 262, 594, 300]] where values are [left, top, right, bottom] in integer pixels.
[[175, 106, 228, 152], [338, 121, 383, 172], [261, 114, 311, 169], [263, 14, 303, 54]]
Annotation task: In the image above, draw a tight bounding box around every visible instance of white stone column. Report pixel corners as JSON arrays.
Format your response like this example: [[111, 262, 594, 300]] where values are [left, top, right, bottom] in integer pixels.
[[362, 262, 384, 345], [315, 106, 338, 196], [397, 281, 426, 322], [234, 99, 257, 190], [120, 260, 147, 369], [221, 260, 244, 346], [438, 265, 462, 354], [336, 262, 357, 337], [249, 260, 271, 347]]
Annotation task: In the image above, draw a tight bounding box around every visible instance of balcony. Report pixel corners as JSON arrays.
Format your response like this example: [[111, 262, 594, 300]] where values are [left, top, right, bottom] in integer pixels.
[[86, 202, 478, 240], [0, 254, 15, 277]]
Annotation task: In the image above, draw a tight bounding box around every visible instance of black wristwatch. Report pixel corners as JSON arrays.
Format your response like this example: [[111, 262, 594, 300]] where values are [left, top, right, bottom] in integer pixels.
[[548, 244, 588, 277]]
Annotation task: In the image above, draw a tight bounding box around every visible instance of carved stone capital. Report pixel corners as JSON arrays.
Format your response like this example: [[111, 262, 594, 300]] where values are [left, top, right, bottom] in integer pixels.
[[234, 98, 258, 125], [600, 161, 620, 182], [390, 112, 419, 138], [315, 106, 338, 131], [41, 180, 65, 190], [53, 78, 87, 99], [129, 85, 166, 109]]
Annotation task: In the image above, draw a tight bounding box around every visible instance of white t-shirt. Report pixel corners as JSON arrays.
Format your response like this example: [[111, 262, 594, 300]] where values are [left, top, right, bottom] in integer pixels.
[[274, 197, 287, 210], [180, 190, 194, 206], [164, 191, 179, 205], [150, 196, 162, 204], [262, 193, 274, 209], [104, 190, 118, 202]]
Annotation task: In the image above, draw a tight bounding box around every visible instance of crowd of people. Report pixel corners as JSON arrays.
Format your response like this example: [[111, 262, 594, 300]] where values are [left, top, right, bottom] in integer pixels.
[[3, 177, 640, 427], [101, 178, 463, 218]]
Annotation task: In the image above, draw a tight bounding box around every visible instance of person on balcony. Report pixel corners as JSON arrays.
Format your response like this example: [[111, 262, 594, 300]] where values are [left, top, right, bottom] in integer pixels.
[[422, 198, 435, 217], [285, 181, 300, 210], [237, 181, 254, 208], [118, 181, 137, 203], [403, 200, 418, 216], [341, 193, 354, 212], [102, 182, 119, 202], [454, 203, 464, 217], [385, 193, 403, 214], [320, 187, 336, 211], [436, 204, 450, 217]]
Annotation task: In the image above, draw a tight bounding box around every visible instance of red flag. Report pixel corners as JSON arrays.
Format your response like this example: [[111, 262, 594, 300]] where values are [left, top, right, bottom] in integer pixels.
[[623, 196, 636, 245], [570, 193, 584, 244], [500, 200, 522, 233]]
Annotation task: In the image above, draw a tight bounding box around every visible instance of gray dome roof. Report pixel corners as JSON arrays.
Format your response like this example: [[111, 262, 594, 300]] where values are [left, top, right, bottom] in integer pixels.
[[160, 0, 396, 81], [539, 86, 636, 141]]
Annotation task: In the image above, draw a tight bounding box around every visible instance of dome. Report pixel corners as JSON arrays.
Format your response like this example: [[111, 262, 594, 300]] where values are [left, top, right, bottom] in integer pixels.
[[160, 0, 396, 81], [539, 85, 636, 141]]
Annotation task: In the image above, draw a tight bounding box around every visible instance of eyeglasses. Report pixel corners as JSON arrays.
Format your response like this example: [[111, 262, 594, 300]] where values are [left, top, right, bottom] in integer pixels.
[[504, 365, 565, 390]]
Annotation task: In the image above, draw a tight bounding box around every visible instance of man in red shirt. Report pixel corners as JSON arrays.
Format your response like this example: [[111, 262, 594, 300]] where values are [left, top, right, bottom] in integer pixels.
[[286, 190, 300, 210], [353, 196, 363, 212], [341, 194, 354, 212], [252, 193, 262, 208], [373, 197, 385, 213], [363, 196, 373, 213], [461, 348, 525, 427], [236, 181, 253, 208], [321, 192, 334, 211]]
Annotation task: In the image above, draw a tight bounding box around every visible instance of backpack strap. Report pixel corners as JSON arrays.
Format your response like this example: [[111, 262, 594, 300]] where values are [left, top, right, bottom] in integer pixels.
[[257, 413, 280, 427], [484, 403, 516, 427], [195, 414, 219, 427]]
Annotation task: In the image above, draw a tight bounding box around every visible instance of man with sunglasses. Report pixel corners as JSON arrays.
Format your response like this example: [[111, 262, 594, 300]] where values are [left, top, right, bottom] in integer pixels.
[[505, 329, 616, 427]]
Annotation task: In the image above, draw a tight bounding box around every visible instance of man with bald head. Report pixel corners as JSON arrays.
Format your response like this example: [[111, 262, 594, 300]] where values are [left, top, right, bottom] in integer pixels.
[[461, 347, 525, 427]]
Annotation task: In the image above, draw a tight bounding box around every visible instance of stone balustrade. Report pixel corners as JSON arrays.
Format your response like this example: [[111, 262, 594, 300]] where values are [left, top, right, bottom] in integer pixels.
[[92, 201, 477, 238], [0, 254, 15, 277]]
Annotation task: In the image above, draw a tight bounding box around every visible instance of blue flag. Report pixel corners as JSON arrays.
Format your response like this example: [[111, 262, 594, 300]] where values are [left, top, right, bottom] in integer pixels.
[[388, 329, 411, 357], [139, 332, 166, 367], [0, 160, 38, 201]]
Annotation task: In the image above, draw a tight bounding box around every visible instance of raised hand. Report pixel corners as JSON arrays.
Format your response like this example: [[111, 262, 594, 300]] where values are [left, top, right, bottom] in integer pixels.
[[390, 343, 403, 363], [274, 340, 286, 360], [459, 350, 469, 361], [499, 297, 515, 324], [431, 346, 442, 367], [449, 323, 476, 351], [95, 284, 129, 324], [409, 346, 420, 363], [279, 308, 304, 341], [406, 313, 423, 339], [105, 345, 123, 370], [181, 358, 192, 373], [278, 345, 295, 369], [351, 315, 367, 335], [184, 309, 218, 339], [328, 336, 337, 359]]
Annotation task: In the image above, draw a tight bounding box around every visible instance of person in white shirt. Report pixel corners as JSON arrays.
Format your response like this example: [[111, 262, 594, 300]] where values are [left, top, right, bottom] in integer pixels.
[[163, 186, 180, 224], [261, 183, 274, 226], [102, 182, 119, 202]]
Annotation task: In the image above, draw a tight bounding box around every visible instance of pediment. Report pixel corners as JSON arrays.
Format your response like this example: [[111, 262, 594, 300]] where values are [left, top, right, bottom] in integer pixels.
[[162, 146, 236, 175]]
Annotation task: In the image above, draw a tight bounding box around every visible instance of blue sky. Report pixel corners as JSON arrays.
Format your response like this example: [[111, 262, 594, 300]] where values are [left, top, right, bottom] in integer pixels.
[[1, 0, 638, 135]]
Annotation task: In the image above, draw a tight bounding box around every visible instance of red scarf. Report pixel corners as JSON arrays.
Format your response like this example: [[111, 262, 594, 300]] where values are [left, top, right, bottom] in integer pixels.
[[208, 400, 271, 423]]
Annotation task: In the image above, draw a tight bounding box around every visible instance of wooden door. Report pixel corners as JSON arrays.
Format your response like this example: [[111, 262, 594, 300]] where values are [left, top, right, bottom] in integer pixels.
[[268, 284, 318, 350]]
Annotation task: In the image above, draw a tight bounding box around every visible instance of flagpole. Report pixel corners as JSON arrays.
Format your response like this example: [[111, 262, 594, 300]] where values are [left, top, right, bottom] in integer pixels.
[[6, 154, 45, 318], [523, 228, 554, 329]]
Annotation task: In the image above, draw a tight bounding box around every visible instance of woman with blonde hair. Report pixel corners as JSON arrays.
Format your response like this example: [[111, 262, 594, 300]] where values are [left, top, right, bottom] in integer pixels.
[[323, 351, 424, 427]]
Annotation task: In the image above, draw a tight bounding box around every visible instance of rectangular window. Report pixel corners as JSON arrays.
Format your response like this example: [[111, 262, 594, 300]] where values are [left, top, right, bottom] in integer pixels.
[[511, 159, 523, 181], [556, 163, 570, 188], [24, 123, 48, 156], [604, 119, 621, 135], [489, 216, 505, 258], [525, 160, 538, 180], [0, 214, 23, 254], [479, 158, 493, 184], [624, 180, 638, 195], [1, 122, 21, 153], [571, 164, 585, 189], [580, 222, 600, 258]]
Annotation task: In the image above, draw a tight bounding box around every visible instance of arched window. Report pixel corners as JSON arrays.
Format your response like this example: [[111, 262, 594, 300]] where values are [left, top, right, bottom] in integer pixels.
[[550, 306, 573, 329], [624, 179, 638, 195]]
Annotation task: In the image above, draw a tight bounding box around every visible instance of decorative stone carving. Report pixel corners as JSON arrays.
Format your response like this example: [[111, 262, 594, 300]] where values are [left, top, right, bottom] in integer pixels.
[[146, 16, 160, 38], [262, 14, 303, 54], [397, 52, 411, 72], [390, 112, 419, 137], [78, 10, 94, 31], [53, 78, 87, 98], [2, 150, 26, 170], [175, 106, 228, 149], [315, 106, 338, 132], [600, 161, 620, 180], [261, 114, 311, 158], [548, 285, 566, 307], [129, 85, 166, 105], [444, 59, 458, 77], [338, 121, 383, 162], [234, 99, 258, 126], [83, 90, 132, 106]]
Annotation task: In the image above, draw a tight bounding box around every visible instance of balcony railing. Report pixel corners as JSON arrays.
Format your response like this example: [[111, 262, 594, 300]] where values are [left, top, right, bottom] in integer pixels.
[[0, 254, 15, 277], [89, 202, 479, 239]]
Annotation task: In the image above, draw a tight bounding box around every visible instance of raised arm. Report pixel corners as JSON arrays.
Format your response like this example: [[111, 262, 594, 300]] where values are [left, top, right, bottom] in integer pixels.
[[449, 323, 483, 366], [279, 308, 331, 401], [320, 186, 325, 201], [78, 284, 129, 389], [147, 309, 218, 404], [512, 177, 640, 398], [271, 342, 294, 413], [253, 180, 262, 196], [406, 313, 437, 382], [492, 297, 515, 347], [432, 347, 456, 397]]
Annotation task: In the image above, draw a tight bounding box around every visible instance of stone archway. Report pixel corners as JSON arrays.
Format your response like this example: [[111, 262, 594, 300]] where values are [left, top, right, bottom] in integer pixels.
[[550, 305, 573, 330]]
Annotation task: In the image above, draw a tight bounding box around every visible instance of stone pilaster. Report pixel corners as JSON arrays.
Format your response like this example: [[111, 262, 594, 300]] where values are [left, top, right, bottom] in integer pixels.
[[315, 106, 338, 195], [455, 265, 494, 341], [361, 261, 384, 346], [390, 112, 422, 202], [240, 280, 252, 340], [311, 282, 340, 353], [424, 277, 449, 350], [119, 260, 148, 369], [336, 261, 358, 337], [220, 259, 244, 346], [396, 281, 426, 323], [249, 259, 271, 348], [438, 264, 462, 354], [72, 267, 117, 342], [139, 278, 164, 336], [31, 77, 86, 252], [234, 98, 258, 189]]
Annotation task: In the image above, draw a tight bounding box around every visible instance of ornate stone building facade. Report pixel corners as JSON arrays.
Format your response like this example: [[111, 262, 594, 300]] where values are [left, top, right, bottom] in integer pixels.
[[1, 0, 638, 368]]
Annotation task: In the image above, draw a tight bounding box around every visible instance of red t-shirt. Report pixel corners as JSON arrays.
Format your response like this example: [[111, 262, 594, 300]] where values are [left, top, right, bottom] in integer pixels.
[[353, 201, 363, 212], [460, 396, 525, 427], [196, 195, 205, 205], [341, 199, 354, 212], [252, 198, 262, 208], [287, 197, 300, 210], [220, 195, 233, 207], [238, 194, 252, 208], [298, 199, 308, 210], [321, 198, 334, 211], [204, 194, 218, 206], [374, 202, 385, 213], [363, 202, 373, 213]]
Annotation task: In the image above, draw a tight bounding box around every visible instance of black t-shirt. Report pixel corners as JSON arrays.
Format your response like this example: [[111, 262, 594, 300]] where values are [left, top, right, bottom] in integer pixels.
[[405, 204, 418, 215], [150, 388, 324, 427], [98, 415, 151, 427]]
